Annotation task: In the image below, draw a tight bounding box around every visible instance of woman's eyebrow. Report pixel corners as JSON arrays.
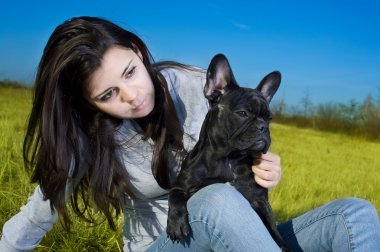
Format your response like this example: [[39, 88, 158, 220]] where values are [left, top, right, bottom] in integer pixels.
[[121, 59, 133, 78]]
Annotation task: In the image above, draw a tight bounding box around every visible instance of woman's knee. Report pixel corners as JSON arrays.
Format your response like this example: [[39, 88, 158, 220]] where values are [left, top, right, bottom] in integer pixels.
[[334, 197, 378, 219], [184, 184, 279, 251], [186, 183, 257, 222], [187, 183, 249, 211], [329, 197, 380, 250]]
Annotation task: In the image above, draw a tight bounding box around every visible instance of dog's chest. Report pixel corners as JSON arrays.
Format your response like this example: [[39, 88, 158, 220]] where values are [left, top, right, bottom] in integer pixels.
[[208, 157, 252, 182]]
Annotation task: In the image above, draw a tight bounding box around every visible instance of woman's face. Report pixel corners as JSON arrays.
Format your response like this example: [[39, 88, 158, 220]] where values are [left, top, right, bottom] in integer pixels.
[[87, 46, 155, 119]]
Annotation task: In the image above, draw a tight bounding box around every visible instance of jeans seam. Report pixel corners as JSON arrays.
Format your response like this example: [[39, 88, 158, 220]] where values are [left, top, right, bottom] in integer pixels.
[[189, 218, 229, 252], [283, 211, 354, 251], [153, 219, 228, 252], [153, 236, 172, 252]]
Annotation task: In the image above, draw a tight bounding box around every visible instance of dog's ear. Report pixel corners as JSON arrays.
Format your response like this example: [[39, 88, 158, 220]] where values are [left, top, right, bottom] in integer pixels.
[[204, 54, 238, 105], [256, 71, 281, 103]]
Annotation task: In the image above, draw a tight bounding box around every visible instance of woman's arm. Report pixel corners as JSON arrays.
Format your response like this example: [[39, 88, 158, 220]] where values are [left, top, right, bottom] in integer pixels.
[[252, 152, 282, 189], [0, 186, 58, 251]]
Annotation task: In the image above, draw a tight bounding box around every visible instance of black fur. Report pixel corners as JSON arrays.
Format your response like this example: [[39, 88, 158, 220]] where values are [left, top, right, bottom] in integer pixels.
[[167, 54, 290, 251]]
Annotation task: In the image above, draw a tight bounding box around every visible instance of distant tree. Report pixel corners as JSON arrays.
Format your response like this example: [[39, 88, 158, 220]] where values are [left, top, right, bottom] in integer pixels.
[[338, 99, 359, 132], [316, 103, 342, 121], [339, 100, 358, 120], [300, 87, 313, 117], [359, 94, 380, 137], [271, 97, 287, 117], [267, 86, 380, 141], [0, 79, 28, 88], [359, 95, 376, 123]]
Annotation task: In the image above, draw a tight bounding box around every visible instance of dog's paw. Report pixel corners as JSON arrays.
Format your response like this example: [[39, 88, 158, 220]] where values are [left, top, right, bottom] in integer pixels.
[[167, 206, 190, 241], [281, 246, 292, 252]]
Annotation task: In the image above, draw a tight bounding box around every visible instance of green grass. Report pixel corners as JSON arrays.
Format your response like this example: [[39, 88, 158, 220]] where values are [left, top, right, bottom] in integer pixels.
[[269, 123, 380, 221], [0, 87, 123, 251], [1, 86, 379, 250]]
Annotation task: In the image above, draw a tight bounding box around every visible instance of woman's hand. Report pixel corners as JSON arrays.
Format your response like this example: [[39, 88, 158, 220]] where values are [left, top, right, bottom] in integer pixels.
[[252, 152, 282, 189]]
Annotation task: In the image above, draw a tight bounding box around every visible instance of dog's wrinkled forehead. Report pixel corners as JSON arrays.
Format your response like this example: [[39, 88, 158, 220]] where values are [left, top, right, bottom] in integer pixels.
[[219, 87, 270, 113]]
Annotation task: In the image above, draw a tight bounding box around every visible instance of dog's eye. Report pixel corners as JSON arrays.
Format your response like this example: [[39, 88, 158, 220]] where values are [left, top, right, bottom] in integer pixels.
[[236, 111, 248, 117]]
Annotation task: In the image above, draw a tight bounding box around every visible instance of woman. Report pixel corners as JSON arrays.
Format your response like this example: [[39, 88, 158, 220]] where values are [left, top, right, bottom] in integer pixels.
[[0, 16, 379, 251]]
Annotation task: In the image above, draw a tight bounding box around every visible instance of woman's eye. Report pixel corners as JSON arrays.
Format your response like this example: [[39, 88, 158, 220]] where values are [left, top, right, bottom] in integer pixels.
[[124, 66, 136, 79], [100, 88, 116, 102], [236, 111, 248, 117]]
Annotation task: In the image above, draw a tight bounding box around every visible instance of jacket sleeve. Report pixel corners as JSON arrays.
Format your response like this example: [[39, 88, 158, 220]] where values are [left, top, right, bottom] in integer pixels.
[[0, 186, 58, 251]]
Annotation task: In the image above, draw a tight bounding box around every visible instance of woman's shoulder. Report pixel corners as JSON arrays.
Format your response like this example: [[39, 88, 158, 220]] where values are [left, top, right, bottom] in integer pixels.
[[160, 66, 206, 88], [160, 66, 207, 103], [160, 66, 210, 147]]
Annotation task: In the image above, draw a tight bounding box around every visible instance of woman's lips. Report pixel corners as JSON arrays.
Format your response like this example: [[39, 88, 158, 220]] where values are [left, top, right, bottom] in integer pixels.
[[133, 98, 146, 110]]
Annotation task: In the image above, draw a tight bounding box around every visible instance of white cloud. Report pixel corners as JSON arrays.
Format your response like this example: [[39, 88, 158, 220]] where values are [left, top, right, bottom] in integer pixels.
[[231, 20, 251, 30]]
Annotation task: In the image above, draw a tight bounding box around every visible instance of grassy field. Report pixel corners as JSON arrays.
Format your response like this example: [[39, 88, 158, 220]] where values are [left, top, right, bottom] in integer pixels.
[[269, 123, 380, 221], [0, 86, 379, 251]]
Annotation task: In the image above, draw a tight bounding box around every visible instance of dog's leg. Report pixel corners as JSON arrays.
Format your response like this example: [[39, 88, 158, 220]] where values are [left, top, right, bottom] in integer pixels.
[[167, 188, 191, 241], [167, 158, 214, 241], [167, 177, 228, 241]]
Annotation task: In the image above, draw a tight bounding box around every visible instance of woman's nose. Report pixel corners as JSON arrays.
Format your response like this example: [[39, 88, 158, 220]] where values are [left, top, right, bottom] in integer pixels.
[[119, 87, 137, 103]]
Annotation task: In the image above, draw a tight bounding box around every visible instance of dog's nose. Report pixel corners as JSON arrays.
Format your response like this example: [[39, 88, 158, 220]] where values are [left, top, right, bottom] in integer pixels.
[[258, 126, 267, 133], [256, 121, 268, 132]]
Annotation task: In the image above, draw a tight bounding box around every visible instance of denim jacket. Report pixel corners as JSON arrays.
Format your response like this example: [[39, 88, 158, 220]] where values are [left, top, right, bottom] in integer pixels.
[[0, 67, 208, 251]]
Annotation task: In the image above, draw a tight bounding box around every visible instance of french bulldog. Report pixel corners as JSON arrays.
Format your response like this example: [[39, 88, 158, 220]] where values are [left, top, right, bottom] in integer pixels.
[[167, 54, 289, 251]]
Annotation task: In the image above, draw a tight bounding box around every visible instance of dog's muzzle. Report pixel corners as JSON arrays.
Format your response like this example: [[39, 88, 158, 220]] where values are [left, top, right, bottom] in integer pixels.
[[249, 134, 270, 153]]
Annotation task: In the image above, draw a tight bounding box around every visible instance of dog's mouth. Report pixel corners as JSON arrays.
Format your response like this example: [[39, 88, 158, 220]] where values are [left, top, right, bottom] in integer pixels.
[[234, 134, 270, 154], [250, 139, 269, 153]]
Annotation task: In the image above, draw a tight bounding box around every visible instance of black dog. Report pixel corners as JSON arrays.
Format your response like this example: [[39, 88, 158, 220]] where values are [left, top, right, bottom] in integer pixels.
[[167, 54, 289, 251]]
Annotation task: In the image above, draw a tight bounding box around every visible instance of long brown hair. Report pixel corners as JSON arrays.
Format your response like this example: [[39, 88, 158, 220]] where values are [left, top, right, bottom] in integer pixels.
[[23, 16, 185, 230]]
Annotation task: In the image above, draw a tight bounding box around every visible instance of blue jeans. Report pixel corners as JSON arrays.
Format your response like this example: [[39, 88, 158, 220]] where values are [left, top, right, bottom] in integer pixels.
[[147, 184, 380, 252]]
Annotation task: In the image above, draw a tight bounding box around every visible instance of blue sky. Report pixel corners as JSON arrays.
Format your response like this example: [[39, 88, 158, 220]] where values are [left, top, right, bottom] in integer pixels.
[[1, 0, 379, 107]]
